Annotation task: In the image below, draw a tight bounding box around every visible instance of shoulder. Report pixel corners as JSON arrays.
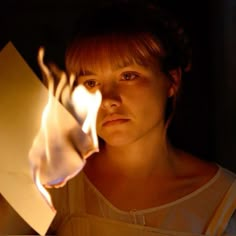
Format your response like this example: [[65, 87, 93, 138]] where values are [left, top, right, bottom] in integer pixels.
[[175, 149, 219, 183], [213, 164, 236, 192], [175, 150, 236, 198], [219, 165, 236, 181], [225, 210, 236, 234], [208, 165, 236, 234], [215, 165, 236, 207], [182, 158, 236, 234]]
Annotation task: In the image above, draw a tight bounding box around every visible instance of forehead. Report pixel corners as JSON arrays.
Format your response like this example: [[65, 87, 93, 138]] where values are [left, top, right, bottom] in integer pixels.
[[65, 33, 164, 75]]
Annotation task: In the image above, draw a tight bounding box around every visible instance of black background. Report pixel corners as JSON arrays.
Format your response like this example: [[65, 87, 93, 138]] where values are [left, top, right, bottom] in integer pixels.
[[0, 0, 236, 172]]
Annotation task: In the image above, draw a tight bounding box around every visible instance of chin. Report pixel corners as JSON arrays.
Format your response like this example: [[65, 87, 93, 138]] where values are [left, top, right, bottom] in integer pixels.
[[99, 134, 135, 147]]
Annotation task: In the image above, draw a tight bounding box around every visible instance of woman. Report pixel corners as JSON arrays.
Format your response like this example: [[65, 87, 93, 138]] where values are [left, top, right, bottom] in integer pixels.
[[0, 2, 235, 235], [47, 2, 236, 235]]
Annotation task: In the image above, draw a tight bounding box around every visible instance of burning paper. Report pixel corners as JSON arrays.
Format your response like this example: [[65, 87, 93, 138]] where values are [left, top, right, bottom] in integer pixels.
[[0, 42, 55, 235], [0, 42, 101, 235], [29, 48, 101, 207]]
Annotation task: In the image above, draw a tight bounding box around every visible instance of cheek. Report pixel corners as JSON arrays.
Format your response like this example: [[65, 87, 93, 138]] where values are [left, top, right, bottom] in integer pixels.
[[127, 83, 168, 110], [133, 87, 169, 127], [96, 109, 104, 130]]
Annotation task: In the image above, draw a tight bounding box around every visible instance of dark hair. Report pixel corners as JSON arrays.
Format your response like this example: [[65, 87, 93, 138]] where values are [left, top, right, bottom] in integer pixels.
[[65, 2, 191, 75], [65, 2, 191, 125]]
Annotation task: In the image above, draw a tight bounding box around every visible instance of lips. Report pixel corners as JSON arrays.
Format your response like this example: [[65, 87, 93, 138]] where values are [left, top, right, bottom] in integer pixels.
[[102, 115, 130, 127]]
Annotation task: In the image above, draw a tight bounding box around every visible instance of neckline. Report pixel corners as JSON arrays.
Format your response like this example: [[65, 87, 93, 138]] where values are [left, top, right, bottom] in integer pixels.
[[83, 164, 222, 215]]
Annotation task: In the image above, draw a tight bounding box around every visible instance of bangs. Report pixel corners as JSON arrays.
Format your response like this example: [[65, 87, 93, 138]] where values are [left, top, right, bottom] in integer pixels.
[[65, 33, 165, 75]]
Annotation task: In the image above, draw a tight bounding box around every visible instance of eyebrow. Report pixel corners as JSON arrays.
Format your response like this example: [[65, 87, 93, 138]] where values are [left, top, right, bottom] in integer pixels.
[[77, 62, 147, 76]]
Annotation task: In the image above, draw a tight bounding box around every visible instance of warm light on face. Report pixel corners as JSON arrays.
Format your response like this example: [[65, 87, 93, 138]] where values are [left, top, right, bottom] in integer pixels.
[[29, 48, 102, 209]]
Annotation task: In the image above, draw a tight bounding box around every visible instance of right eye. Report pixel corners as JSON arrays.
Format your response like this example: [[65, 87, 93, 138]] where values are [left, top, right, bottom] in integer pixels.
[[83, 79, 99, 89]]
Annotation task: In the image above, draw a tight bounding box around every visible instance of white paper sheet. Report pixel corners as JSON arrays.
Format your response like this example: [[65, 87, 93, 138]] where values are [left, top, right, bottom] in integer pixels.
[[0, 42, 56, 235]]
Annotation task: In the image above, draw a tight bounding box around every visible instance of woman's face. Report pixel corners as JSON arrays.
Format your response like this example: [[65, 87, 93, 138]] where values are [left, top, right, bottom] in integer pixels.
[[77, 62, 173, 147]]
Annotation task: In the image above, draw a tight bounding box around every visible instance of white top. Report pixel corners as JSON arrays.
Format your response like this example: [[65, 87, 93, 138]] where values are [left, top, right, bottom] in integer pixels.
[[49, 165, 236, 236]]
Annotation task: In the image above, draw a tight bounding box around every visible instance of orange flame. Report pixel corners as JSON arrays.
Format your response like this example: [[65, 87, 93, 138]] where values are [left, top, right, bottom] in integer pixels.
[[29, 48, 102, 209]]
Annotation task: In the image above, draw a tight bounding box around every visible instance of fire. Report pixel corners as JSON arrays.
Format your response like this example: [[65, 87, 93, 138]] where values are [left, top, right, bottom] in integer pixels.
[[34, 168, 54, 208], [29, 48, 102, 209], [71, 85, 101, 156]]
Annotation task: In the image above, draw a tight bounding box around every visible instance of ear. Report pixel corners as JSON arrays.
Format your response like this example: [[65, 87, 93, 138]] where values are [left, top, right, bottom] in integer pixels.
[[167, 67, 182, 97]]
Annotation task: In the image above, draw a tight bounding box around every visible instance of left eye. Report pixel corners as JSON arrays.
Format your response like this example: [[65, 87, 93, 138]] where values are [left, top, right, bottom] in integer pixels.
[[120, 72, 139, 81]]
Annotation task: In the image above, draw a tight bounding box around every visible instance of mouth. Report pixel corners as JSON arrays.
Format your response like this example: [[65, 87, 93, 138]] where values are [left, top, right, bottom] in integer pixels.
[[102, 115, 130, 127], [102, 119, 130, 127]]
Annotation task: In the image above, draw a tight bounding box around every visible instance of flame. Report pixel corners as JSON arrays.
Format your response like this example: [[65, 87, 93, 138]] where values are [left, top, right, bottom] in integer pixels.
[[71, 85, 102, 157], [34, 168, 55, 211], [29, 48, 102, 209]]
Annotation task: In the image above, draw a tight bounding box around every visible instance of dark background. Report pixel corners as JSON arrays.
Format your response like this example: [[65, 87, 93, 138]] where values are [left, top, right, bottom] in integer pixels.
[[0, 0, 236, 172]]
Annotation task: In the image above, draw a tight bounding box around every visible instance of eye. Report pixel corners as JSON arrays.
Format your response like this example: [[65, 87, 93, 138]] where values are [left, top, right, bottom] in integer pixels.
[[120, 72, 139, 81], [83, 79, 99, 89]]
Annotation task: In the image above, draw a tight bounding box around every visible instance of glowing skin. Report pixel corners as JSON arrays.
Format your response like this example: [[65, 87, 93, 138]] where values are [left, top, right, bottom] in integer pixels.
[[78, 62, 172, 147]]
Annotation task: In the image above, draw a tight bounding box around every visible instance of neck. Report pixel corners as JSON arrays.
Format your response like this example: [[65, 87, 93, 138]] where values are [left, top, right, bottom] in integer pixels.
[[96, 127, 178, 179]]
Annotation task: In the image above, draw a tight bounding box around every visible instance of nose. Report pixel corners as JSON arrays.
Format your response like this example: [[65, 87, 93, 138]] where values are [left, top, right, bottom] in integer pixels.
[[100, 84, 121, 110]]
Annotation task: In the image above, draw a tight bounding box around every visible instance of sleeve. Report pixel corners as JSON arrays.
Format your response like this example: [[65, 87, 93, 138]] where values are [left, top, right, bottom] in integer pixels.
[[205, 179, 236, 235], [224, 210, 236, 235]]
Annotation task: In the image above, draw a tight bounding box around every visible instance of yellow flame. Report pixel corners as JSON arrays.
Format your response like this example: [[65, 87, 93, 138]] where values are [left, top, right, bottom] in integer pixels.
[[71, 85, 102, 155], [34, 168, 55, 212], [29, 48, 102, 209]]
